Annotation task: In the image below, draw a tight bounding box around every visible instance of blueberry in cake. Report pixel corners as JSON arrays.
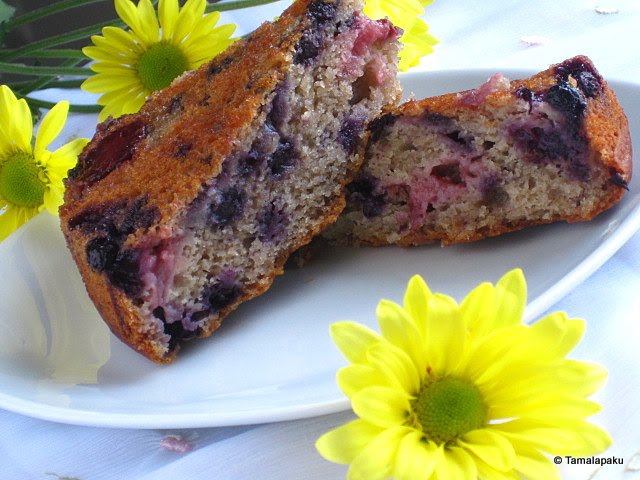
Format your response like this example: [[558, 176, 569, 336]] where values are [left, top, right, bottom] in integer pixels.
[[60, 0, 402, 362], [324, 56, 632, 246]]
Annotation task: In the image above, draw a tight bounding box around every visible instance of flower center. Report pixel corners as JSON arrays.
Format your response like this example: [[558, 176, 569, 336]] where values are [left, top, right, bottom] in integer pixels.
[[414, 377, 486, 444], [0, 152, 46, 207], [136, 42, 189, 92]]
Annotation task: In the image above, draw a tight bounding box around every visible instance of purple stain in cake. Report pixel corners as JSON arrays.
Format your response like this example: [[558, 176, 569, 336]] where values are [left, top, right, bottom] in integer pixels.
[[480, 175, 509, 206], [368, 113, 397, 143], [208, 187, 245, 228], [421, 111, 455, 128], [431, 163, 464, 185], [347, 173, 386, 218], [257, 200, 289, 243], [266, 80, 290, 132], [69, 118, 148, 185], [338, 117, 365, 154], [545, 82, 586, 121], [268, 139, 296, 178]]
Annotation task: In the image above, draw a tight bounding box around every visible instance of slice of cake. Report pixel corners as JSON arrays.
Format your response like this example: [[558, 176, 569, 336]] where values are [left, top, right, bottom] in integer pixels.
[[323, 56, 632, 246], [60, 0, 401, 363]]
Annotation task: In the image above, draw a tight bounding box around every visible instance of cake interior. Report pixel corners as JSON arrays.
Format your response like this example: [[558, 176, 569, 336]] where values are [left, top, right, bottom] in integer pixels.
[[134, 1, 401, 353], [328, 63, 626, 246]]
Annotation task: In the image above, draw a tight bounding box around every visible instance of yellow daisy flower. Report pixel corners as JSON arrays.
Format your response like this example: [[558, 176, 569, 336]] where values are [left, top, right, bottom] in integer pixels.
[[82, 0, 237, 121], [364, 0, 437, 71], [317, 269, 611, 480], [0, 85, 89, 242]]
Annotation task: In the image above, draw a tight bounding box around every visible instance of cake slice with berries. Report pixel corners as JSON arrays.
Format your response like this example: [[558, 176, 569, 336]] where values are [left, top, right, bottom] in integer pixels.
[[60, 0, 401, 363], [324, 56, 632, 246]]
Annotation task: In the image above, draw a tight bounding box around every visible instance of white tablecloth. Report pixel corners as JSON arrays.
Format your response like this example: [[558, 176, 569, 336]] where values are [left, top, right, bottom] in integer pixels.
[[2, 1, 640, 479]]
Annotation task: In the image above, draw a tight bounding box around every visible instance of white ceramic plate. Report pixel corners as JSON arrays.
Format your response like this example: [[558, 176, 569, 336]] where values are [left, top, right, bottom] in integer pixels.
[[1, 69, 639, 428]]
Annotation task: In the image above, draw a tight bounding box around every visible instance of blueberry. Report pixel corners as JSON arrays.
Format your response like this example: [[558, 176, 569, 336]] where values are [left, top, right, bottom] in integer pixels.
[[119, 195, 158, 235], [308, 0, 337, 24], [268, 140, 296, 178], [208, 187, 245, 228], [555, 57, 603, 97], [207, 56, 234, 79], [86, 237, 120, 272], [107, 249, 142, 297], [347, 173, 386, 218], [152, 306, 167, 321], [257, 200, 289, 243], [294, 31, 323, 64], [510, 126, 570, 161], [338, 117, 364, 154], [203, 276, 241, 313], [163, 318, 199, 352], [609, 170, 629, 190], [431, 163, 463, 185], [444, 130, 473, 150], [368, 113, 397, 143], [545, 82, 586, 121], [237, 149, 262, 177]]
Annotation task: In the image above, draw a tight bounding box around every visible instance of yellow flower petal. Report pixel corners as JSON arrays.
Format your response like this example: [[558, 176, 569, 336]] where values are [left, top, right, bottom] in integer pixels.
[[459, 429, 516, 472], [512, 445, 560, 480], [330, 321, 383, 364], [34, 101, 69, 157], [423, 293, 466, 375], [402, 274, 432, 333], [393, 431, 439, 480], [348, 426, 412, 480], [337, 364, 392, 398], [367, 342, 421, 395], [0, 205, 37, 241], [491, 418, 612, 457], [316, 419, 382, 465], [0, 86, 32, 152], [489, 393, 602, 421], [352, 386, 412, 428], [460, 282, 495, 338], [492, 269, 527, 329], [158, 0, 180, 39], [376, 299, 426, 374], [435, 445, 478, 480]]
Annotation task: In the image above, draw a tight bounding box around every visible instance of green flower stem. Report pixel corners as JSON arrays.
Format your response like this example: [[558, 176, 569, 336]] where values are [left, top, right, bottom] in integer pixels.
[[2, 0, 105, 32], [0, 20, 123, 62], [5, 49, 88, 59], [22, 96, 101, 114], [9, 78, 86, 91], [206, 0, 282, 12], [13, 58, 85, 95], [0, 61, 92, 77]]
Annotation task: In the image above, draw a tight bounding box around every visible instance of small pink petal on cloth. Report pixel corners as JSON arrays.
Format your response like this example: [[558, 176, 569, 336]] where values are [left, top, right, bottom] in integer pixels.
[[160, 434, 194, 453], [520, 35, 549, 47]]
